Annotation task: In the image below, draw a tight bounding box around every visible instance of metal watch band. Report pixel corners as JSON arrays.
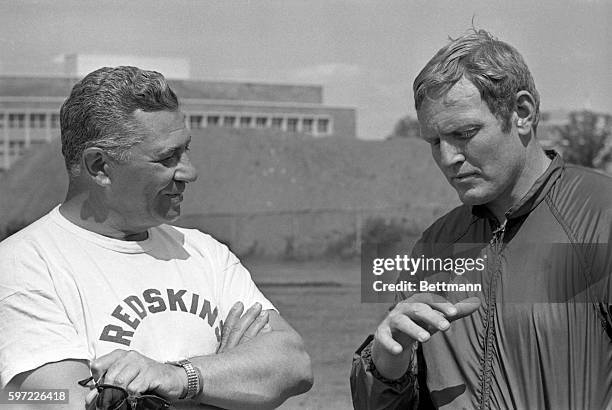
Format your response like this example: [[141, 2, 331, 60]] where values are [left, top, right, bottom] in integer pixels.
[[175, 359, 200, 400]]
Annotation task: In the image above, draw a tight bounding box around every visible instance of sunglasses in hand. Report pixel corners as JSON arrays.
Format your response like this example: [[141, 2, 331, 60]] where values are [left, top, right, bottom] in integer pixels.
[[78, 376, 174, 410]]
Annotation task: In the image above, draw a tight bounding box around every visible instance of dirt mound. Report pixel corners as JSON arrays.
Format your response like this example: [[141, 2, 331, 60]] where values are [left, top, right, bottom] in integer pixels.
[[0, 128, 457, 232]]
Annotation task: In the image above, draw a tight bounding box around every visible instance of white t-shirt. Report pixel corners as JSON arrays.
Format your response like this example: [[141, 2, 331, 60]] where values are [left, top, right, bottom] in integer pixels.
[[0, 206, 275, 388]]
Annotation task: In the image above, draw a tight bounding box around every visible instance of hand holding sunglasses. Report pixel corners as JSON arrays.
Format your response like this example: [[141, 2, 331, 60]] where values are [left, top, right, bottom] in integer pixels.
[[88, 350, 189, 402], [78, 376, 173, 410]]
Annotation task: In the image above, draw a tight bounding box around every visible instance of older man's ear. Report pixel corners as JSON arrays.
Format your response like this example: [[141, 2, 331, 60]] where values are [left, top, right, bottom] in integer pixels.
[[82, 147, 112, 187]]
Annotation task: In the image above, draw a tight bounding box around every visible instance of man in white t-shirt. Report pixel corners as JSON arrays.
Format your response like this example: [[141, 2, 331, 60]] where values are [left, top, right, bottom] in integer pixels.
[[0, 66, 313, 409]]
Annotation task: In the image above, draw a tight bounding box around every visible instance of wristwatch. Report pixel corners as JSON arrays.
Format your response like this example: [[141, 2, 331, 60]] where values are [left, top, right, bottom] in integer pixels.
[[167, 359, 201, 400]]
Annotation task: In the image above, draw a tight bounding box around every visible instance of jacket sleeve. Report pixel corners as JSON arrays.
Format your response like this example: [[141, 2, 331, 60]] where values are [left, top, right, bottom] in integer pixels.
[[350, 335, 420, 410]]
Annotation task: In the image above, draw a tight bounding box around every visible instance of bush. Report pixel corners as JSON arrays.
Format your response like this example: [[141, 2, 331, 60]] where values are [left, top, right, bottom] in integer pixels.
[[323, 231, 358, 259], [557, 110, 612, 169], [323, 216, 421, 259], [387, 115, 421, 139]]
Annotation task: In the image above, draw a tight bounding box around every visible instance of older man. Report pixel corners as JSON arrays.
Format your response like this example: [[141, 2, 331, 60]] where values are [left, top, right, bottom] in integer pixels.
[[351, 30, 612, 409], [0, 66, 312, 409]]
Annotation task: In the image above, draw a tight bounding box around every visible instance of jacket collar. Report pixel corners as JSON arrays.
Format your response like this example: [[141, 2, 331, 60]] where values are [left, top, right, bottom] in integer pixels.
[[472, 150, 564, 221]]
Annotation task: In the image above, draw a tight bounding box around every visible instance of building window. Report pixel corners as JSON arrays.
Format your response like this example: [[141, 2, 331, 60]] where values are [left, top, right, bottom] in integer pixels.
[[302, 118, 313, 133], [9, 140, 25, 154], [255, 117, 268, 128], [30, 113, 47, 128], [317, 118, 330, 134], [51, 113, 60, 129], [240, 116, 252, 128], [0, 113, 4, 128], [189, 115, 203, 129], [9, 113, 25, 128], [271, 117, 283, 130], [287, 118, 299, 132], [223, 116, 236, 127], [207, 115, 220, 126]]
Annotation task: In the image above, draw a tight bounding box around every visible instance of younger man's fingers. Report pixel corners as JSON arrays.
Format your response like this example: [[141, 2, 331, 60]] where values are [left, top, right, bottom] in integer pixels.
[[450, 297, 481, 320], [388, 313, 431, 343], [406, 307, 450, 333], [428, 301, 458, 317], [393, 300, 451, 333], [406, 293, 457, 317], [375, 326, 403, 356]]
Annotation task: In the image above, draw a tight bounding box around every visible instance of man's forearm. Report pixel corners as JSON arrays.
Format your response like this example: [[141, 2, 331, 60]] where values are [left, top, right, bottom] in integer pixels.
[[371, 338, 416, 380], [191, 325, 312, 409], [350, 337, 419, 410]]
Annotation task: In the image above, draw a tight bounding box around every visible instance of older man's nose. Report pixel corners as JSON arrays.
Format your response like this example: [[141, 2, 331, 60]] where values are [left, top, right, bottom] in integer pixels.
[[175, 152, 198, 183]]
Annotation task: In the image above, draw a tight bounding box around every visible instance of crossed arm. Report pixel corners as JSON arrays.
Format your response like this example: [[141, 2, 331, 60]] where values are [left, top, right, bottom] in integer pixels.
[[7, 303, 313, 409]]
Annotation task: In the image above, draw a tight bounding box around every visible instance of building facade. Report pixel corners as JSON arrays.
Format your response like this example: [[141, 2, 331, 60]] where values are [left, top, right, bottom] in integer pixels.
[[0, 74, 356, 171]]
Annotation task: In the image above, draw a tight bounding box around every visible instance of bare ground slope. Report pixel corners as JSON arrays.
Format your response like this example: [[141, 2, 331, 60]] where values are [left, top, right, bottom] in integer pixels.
[[0, 128, 457, 235]]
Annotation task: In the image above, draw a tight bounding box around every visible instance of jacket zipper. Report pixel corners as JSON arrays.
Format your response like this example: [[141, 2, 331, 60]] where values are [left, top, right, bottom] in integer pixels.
[[479, 219, 506, 409]]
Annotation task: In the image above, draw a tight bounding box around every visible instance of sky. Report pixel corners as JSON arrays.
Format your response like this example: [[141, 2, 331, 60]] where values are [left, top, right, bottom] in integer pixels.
[[1, 0, 610, 139]]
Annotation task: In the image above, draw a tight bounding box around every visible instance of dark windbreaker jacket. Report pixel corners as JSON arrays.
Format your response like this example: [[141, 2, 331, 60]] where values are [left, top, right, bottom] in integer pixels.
[[351, 152, 612, 409]]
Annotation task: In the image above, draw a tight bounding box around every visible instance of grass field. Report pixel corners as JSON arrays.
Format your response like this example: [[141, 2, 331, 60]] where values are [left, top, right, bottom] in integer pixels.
[[245, 259, 388, 410]]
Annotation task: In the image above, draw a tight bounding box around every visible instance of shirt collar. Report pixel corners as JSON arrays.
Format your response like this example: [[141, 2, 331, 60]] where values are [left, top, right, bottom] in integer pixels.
[[472, 150, 564, 221]]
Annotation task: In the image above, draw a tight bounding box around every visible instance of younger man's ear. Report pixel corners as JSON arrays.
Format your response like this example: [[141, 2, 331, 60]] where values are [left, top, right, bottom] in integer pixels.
[[82, 148, 112, 186], [515, 90, 537, 136]]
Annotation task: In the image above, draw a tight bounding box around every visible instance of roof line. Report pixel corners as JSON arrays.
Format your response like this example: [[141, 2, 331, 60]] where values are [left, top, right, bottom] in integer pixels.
[[180, 98, 354, 110], [0, 74, 324, 89], [0, 96, 355, 110]]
